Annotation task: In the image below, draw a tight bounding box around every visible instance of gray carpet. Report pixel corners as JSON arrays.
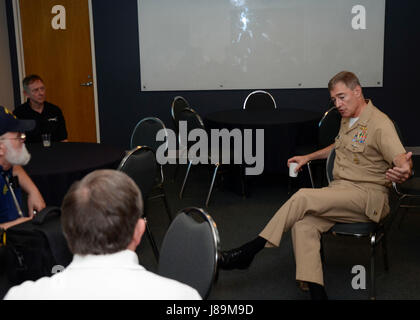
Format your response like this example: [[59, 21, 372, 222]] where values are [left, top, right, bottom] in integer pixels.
[[138, 164, 420, 300], [1, 164, 418, 301]]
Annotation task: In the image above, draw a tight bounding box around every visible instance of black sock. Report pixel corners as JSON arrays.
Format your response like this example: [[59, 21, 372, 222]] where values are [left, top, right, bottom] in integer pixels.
[[308, 282, 328, 300], [239, 236, 267, 257]]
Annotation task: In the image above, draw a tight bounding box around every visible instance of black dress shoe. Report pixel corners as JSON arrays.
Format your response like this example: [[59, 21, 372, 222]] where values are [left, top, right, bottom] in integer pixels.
[[219, 248, 254, 270]]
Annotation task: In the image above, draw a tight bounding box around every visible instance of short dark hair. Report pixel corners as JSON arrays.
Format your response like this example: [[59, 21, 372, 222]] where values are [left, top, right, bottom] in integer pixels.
[[61, 170, 144, 255], [328, 71, 361, 91], [22, 75, 44, 93]]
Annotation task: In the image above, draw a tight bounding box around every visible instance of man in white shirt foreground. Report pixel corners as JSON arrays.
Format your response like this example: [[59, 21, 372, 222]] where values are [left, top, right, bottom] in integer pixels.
[[4, 169, 201, 300]]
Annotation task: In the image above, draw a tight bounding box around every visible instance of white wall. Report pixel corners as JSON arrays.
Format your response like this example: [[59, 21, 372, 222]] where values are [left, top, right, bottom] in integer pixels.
[[0, 0, 15, 110], [138, 0, 385, 91]]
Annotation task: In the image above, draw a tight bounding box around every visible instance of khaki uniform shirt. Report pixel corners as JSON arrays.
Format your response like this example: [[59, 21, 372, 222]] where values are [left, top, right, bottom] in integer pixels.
[[333, 100, 406, 222]]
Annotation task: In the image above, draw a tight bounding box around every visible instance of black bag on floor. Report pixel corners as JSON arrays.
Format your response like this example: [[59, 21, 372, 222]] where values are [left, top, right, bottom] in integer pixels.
[[3, 206, 73, 286]]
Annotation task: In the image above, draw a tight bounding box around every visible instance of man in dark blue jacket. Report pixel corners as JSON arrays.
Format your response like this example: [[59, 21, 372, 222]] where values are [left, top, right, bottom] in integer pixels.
[[0, 106, 45, 229]]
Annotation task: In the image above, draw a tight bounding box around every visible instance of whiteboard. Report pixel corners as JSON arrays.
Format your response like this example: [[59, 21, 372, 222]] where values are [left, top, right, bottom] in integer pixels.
[[138, 0, 385, 91]]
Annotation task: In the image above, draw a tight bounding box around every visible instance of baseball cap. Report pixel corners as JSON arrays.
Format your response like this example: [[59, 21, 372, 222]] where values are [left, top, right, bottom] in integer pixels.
[[0, 106, 35, 136]]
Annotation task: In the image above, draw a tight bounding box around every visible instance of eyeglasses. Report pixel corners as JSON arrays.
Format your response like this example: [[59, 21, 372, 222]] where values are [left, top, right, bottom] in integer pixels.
[[0, 133, 26, 142]]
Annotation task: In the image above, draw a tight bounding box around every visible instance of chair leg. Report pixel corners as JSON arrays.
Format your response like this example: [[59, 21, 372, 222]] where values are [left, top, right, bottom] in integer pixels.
[[206, 164, 220, 207], [370, 236, 376, 300], [172, 163, 179, 182], [172, 143, 184, 181], [145, 220, 159, 261], [307, 162, 315, 188], [382, 235, 389, 272], [398, 207, 409, 229], [161, 188, 172, 222], [240, 164, 248, 198], [179, 161, 192, 199]]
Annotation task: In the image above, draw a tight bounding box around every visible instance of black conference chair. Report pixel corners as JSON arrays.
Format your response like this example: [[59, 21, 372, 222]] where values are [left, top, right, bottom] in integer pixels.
[[393, 149, 420, 227], [321, 148, 405, 300], [306, 104, 341, 188], [290, 102, 341, 192], [171, 96, 191, 126], [170, 96, 190, 181], [243, 90, 277, 110], [129, 117, 172, 222], [393, 174, 420, 228], [177, 107, 243, 206], [158, 207, 220, 299], [117, 146, 160, 260], [177, 107, 205, 198], [177, 108, 210, 204], [386, 123, 420, 227], [130, 116, 168, 153]]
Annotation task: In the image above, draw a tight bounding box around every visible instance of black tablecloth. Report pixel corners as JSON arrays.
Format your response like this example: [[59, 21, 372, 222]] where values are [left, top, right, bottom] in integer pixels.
[[204, 108, 321, 174], [24, 142, 126, 206]]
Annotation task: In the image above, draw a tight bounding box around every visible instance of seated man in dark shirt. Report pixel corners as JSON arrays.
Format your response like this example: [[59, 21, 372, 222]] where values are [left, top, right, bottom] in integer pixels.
[[14, 75, 68, 143]]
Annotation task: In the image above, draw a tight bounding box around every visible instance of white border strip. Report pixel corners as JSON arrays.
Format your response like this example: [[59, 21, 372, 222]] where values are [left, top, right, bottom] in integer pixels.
[[88, 0, 100, 143], [12, 0, 25, 104]]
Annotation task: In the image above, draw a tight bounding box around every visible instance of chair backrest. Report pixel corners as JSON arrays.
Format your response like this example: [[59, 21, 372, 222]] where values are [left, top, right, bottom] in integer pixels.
[[392, 120, 404, 145], [117, 146, 156, 198], [243, 90, 277, 110], [176, 107, 206, 149], [130, 117, 168, 153], [171, 96, 190, 124], [318, 104, 341, 149], [157, 207, 220, 299]]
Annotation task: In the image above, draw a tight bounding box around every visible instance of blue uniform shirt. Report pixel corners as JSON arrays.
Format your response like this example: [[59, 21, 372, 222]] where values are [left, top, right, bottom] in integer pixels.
[[0, 165, 22, 223]]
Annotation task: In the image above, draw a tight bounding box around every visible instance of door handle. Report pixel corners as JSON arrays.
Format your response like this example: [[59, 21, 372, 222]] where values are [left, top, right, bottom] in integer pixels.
[[80, 81, 93, 87]]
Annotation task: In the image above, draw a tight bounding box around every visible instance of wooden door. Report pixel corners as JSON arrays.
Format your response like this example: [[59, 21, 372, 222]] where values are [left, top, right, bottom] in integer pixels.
[[19, 0, 97, 142]]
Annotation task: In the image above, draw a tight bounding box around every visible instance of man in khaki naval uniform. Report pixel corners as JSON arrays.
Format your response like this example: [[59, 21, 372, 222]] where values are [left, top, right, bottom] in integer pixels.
[[219, 71, 413, 299]]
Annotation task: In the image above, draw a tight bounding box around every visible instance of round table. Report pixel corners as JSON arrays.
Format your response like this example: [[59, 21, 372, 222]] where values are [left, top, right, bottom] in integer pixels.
[[24, 142, 126, 206], [204, 108, 321, 174]]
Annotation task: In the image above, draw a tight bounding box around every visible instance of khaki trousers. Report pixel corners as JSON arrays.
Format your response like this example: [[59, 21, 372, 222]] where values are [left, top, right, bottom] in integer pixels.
[[259, 180, 372, 286]]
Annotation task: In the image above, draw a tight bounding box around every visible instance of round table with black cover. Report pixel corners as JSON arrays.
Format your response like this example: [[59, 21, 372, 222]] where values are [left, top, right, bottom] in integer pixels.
[[24, 142, 126, 206], [204, 108, 321, 174]]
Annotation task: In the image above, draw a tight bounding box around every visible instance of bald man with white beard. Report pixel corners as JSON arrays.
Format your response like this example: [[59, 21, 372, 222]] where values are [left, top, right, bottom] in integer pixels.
[[0, 106, 45, 230]]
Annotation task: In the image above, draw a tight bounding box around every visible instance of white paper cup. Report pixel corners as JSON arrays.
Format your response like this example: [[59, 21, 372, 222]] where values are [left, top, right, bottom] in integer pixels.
[[289, 162, 299, 178]]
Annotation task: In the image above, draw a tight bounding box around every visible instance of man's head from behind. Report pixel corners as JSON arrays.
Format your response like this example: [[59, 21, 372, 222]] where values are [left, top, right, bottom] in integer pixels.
[[61, 170, 145, 255], [23, 75, 46, 106]]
